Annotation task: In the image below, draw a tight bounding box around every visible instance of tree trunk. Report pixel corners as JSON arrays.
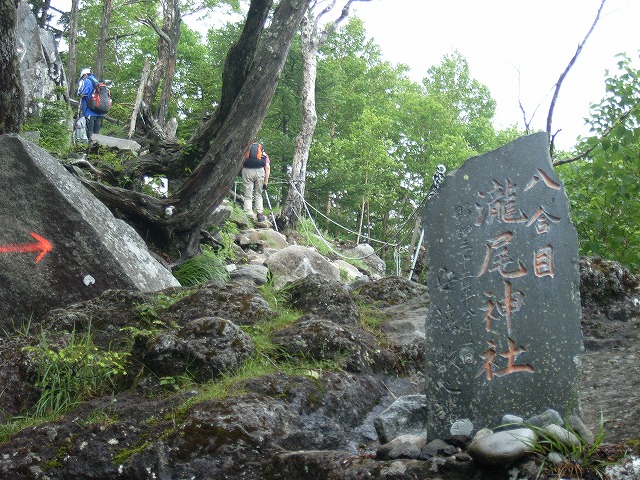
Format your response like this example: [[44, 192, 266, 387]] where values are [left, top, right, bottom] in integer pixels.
[[278, 0, 372, 230], [94, 0, 112, 80], [278, 13, 317, 229], [0, 0, 24, 134], [82, 0, 309, 262], [66, 0, 79, 99], [142, 0, 181, 127], [187, 0, 273, 158], [129, 58, 150, 138]]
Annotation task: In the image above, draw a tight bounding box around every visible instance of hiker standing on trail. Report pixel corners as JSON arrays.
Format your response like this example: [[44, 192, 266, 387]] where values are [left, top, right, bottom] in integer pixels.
[[242, 142, 270, 223], [77, 68, 104, 141]]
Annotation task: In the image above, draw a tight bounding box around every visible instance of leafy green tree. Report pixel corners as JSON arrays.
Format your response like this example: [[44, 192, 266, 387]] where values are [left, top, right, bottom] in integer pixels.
[[558, 53, 640, 271]]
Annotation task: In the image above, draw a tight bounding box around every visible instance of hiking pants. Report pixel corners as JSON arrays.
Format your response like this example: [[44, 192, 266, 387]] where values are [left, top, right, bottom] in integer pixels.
[[85, 115, 103, 140], [242, 167, 265, 215]]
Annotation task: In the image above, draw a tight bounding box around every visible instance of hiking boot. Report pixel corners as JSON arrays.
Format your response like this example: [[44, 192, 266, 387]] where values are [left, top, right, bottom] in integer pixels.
[[256, 213, 266, 222]]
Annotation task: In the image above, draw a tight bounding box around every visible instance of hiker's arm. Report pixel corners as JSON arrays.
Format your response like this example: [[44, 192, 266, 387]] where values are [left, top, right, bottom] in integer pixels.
[[263, 157, 270, 186]]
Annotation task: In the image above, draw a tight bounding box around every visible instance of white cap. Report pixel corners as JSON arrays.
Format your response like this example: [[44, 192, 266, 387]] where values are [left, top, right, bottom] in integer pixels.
[[80, 68, 91, 76]]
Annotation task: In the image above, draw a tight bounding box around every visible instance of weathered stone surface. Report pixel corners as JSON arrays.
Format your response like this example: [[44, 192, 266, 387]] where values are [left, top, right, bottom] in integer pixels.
[[236, 227, 290, 250], [0, 248, 637, 478], [525, 408, 563, 428], [271, 315, 398, 374], [0, 134, 179, 327], [91, 134, 141, 153], [376, 434, 428, 460], [423, 133, 583, 439], [543, 424, 580, 447], [346, 243, 386, 278], [135, 316, 254, 382], [265, 244, 340, 288], [159, 281, 275, 326], [467, 427, 537, 466], [373, 394, 429, 443], [230, 264, 269, 285], [334, 259, 366, 283], [16, 2, 66, 119], [285, 273, 360, 324], [355, 275, 429, 307]]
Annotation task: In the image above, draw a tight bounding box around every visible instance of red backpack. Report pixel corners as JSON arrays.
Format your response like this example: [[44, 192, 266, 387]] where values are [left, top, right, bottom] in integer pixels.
[[87, 78, 112, 114]]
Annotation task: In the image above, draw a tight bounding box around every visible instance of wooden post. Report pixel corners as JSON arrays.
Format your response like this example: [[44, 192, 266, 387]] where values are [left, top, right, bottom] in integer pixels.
[[128, 58, 150, 139]]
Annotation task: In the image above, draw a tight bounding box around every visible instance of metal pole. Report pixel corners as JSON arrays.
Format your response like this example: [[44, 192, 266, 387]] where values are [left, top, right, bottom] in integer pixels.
[[263, 189, 278, 232], [408, 229, 424, 280]]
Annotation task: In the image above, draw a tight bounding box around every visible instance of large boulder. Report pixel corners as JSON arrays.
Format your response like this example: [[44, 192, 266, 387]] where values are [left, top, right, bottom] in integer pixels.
[[345, 243, 386, 278], [0, 134, 179, 328], [285, 274, 360, 324], [265, 245, 340, 288], [271, 315, 398, 374], [135, 316, 255, 382], [16, 2, 66, 119]]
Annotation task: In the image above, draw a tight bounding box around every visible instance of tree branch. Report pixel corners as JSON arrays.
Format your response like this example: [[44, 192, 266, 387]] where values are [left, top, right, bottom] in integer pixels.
[[546, 0, 606, 156], [552, 104, 637, 166]]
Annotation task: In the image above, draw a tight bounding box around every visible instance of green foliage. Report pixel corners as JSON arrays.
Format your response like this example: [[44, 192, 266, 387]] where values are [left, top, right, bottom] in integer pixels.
[[21, 91, 71, 154], [134, 292, 188, 326], [24, 326, 129, 417], [521, 413, 616, 480], [559, 53, 640, 272], [294, 217, 334, 256], [172, 245, 230, 286]]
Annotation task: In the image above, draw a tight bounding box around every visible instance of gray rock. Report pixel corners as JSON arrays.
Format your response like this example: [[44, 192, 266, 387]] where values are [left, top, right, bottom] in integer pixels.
[[355, 275, 428, 307], [467, 427, 537, 466], [0, 134, 179, 327], [376, 434, 427, 460], [547, 451, 565, 466], [271, 315, 397, 375], [471, 428, 494, 443], [16, 2, 66, 120], [285, 274, 360, 325], [502, 414, 524, 425], [236, 228, 289, 251], [91, 134, 141, 153], [525, 409, 563, 428], [346, 243, 386, 278], [230, 264, 269, 285], [421, 438, 458, 459], [334, 259, 365, 283], [543, 424, 580, 447], [160, 281, 275, 327], [137, 316, 254, 382], [265, 245, 340, 288], [568, 414, 595, 446], [373, 394, 428, 444]]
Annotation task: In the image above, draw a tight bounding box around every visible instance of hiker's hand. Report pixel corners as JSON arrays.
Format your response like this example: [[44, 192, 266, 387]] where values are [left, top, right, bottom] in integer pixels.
[[263, 183, 268, 191]]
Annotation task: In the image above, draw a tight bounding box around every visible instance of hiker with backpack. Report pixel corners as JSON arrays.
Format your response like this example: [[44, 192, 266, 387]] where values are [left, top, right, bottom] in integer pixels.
[[77, 68, 107, 141], [242, 142, 270, 222]]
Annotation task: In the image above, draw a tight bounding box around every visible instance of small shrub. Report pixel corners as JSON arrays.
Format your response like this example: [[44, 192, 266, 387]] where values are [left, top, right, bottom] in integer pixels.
[[521, 412, 619, 480], [21, 91, 71, 154], [172, 246, 229, 286], [24, 326, 129, 417]]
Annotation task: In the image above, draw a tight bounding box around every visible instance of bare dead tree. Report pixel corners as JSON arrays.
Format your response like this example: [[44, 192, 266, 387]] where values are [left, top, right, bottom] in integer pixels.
[[547, 0, 606, 157], [278, 0, 372, 230]]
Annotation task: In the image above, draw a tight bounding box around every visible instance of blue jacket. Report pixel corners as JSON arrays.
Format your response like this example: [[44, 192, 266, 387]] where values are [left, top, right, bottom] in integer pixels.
[[78, 74, 105, 118]]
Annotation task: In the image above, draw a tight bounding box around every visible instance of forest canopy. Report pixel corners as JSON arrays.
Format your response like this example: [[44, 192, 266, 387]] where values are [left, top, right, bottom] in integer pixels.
[[16, 0, 640, 273]]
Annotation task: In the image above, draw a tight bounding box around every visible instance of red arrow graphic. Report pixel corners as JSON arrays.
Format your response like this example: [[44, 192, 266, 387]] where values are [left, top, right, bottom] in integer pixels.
[[0, 232, 53, 263]]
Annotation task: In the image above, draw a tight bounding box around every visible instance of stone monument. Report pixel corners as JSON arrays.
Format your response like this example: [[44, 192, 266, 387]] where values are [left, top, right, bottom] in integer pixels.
[[423, 132, 583, 439]]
